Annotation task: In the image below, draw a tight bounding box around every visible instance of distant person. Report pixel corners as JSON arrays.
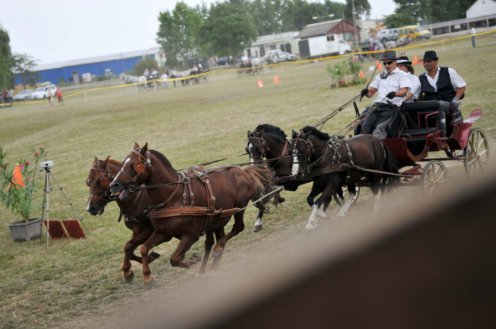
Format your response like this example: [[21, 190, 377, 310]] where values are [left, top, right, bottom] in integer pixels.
[[471, 27, 476, 48], [47, 87, 53, 105], [418, 50, 467, 137], [55, 87, 64, 105], [396, 56, 420, 102]]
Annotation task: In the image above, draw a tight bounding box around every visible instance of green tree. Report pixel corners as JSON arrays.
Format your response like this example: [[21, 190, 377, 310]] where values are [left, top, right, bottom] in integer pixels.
[[250, 0, 286, 35], [0, 26, 13, 89], [132, 57, 159, 76], [383, 12, 418, 27], [390, 0, 474, 24], [199, 1, 257, 58], [156, 2, 203, 68], [12, 53, 40, 89]]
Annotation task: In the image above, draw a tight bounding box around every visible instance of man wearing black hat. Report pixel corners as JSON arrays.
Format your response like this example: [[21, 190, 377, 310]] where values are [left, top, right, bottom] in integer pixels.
[[359, 50, 410, 139], [397, 56, 421, 102], [419, 50, 466, 137]]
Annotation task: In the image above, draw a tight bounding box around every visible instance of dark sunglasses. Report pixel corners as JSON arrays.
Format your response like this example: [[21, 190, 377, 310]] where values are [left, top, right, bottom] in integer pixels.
[[382, 60, 395, 65]]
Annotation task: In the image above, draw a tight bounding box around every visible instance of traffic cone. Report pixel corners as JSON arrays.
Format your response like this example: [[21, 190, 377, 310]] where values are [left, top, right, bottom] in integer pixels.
[[412, 55, 420, 65], [273, 75, 280, 85], [12, 164, 25, 188], [257, 78, 264, 88], [359, 71, 365, 79], [376, 61, 383, 71]]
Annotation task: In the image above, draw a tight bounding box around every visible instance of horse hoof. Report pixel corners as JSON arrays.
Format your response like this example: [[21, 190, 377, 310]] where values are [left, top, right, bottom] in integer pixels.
[[144, 277, 155, 289], [305, 222, 317, 230], [123, 271, 134, 283], [253, 225, 263, 232]]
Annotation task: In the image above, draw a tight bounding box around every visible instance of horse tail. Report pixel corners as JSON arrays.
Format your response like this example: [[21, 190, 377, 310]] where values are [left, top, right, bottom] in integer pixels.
[[242, 165, 274, 197]]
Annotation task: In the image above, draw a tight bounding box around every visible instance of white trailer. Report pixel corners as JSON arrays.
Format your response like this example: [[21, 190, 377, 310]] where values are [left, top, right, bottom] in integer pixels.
[[298, 34, 351, 59]]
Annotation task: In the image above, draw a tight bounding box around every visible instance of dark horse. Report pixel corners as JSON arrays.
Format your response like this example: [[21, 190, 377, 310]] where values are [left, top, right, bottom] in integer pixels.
[[109, 143, 274, 285], [86, 157, 160, 282], [292, 126, 398, 230], [246, 124, 311, 231], [246, 124, 354, 231]]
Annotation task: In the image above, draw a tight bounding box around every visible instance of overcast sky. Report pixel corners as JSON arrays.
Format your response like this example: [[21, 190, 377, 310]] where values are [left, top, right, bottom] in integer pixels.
[[1, 0, 396, 65]]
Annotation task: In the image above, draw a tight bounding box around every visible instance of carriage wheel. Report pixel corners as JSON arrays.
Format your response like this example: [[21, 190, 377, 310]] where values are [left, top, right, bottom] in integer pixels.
[[464, 128, 490, 177], [422, 160, 449, 195]]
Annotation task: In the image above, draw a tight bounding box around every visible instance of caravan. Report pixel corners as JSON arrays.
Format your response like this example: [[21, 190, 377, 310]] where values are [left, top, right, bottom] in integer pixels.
[[299, 34, 351, 59]]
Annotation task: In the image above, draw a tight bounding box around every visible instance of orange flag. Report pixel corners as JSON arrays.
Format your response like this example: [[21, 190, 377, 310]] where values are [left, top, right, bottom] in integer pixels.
[[376, 61, 383, 71], [273, 75, 280, 85], [12, 165, 25, 188], [257, 79, 264, 88], [412, 55, 420, 65], [359, 71, 365, 79]]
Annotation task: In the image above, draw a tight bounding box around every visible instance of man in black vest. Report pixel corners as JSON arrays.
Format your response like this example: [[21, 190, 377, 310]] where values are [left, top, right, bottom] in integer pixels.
[[418, 50, 466, 137]]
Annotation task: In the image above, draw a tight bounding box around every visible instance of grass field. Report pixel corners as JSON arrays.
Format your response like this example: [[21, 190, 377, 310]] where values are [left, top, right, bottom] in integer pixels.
[[1, 32, 495, 329]]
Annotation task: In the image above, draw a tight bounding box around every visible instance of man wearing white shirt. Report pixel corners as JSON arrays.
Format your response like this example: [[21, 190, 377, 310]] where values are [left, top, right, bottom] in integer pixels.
[[360, 51, 410, 139], [419, 50, 467, 137]]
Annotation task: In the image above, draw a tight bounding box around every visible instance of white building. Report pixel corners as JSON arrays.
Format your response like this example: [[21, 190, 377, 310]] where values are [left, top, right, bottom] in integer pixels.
[[244, 32, 300, 58]]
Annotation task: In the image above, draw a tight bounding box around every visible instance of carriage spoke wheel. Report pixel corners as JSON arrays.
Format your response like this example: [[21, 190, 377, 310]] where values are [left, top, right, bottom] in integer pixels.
[[422, 160, 449, 195], [464, 128, 490, 177]]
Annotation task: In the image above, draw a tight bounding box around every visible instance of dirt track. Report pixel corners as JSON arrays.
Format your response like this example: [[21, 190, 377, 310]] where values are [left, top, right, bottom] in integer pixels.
[[63, 185, 413, 329]]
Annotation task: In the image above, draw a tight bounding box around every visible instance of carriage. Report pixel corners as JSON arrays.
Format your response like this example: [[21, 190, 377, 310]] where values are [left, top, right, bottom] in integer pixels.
[[381, 102, 489, 194]]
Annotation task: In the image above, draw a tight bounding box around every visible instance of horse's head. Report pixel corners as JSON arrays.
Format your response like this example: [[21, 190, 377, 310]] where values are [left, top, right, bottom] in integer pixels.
[[291, 129, 315, 175], [246, 130, 266, 164], [110, 143, 152, 195], [86, 156, 117, 215]]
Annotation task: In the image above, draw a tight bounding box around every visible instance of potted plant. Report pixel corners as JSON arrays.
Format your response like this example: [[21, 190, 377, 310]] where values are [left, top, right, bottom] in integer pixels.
[[0, 146, 46, 241]]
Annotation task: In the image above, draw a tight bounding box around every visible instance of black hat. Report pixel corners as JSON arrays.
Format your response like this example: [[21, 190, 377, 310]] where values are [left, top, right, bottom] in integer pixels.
[[423, 50, 439, 61], [396, 56, 412, 65], [380, 51, 397, 61]]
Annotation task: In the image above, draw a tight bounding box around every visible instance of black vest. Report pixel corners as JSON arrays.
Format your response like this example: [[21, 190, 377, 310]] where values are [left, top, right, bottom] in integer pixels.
[[419, 67, 456, 102]]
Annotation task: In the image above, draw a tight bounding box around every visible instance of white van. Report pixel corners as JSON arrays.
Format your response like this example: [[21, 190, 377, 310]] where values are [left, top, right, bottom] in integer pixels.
[[31, 84, 56, 100]]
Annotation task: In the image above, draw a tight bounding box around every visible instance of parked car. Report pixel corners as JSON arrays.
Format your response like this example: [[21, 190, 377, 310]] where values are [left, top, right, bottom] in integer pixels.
[[263, 50, 297, 64], [398, 25, 432, 41], [13, 89, 33, 101], [31, 84, 56, 100], [216, 56, 230, 66], [376, 28, 399, 44]]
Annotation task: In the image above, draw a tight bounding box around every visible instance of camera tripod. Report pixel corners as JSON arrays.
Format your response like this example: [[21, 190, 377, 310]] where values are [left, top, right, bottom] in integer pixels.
[[40, 164, 79, 246]]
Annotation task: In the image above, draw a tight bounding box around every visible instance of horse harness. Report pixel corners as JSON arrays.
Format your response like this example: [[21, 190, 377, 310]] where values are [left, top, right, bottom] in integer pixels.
[[294, 136, 356, 177], [248, 135, 292, 177], [140, 164, 241, 220], [89, 161, 151, 224]]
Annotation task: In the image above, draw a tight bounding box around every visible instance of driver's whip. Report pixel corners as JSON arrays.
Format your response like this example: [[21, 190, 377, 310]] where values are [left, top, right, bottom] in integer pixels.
[[360, 60, 381, 102]]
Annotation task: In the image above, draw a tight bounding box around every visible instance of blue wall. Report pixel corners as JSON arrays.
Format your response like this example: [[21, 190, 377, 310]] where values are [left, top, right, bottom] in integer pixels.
[[16, 55, 154, 85]]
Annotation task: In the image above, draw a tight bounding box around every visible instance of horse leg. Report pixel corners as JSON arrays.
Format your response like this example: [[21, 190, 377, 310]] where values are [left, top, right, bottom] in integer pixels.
[[169, 235, 200, 269], [212, 214, 244, 270], [140, 231, 172, 286], [122, 227, 159, 283], [253, 208, 264, 232], [369, 175, 383, 215], [337, 184, 356, 218], [199, 231, 215, 275]]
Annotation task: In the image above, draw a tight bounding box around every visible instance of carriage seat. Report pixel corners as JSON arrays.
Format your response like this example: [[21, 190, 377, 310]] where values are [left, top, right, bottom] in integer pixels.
[[400, 101, 441, 137]]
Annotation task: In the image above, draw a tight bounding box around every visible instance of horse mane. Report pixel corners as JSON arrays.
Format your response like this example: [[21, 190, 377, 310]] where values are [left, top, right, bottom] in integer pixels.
[[301, 126, 330, 141], [149, 149, 174, 169], [107, 158, 122, 167], [256, 124, 287, 143]]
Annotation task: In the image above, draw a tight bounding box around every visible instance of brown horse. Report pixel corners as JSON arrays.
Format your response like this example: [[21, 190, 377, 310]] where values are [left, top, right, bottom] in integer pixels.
[[86, 157, 159, 283], [109, 143, 274, 285], [292, 126, 398, 229]]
